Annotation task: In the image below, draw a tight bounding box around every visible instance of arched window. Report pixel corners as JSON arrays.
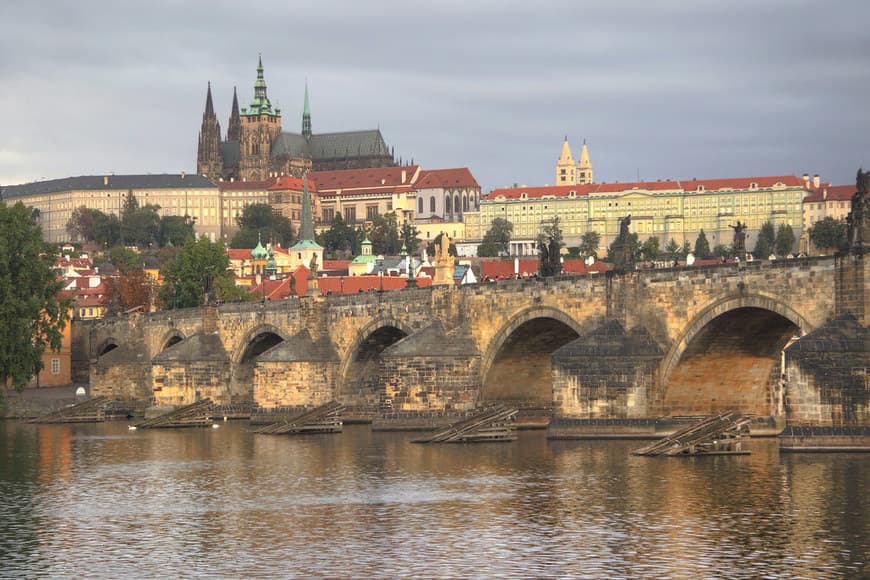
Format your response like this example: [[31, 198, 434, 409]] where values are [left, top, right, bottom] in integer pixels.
[[418, 197, 423, 214], [430, 196, 436, 213], [463, 195, 469, 212], [454, 194, 461, 215], [445, 195, 452, 214]]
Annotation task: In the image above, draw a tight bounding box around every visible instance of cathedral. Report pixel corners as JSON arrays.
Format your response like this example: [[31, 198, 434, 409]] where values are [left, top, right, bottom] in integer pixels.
[[197, 56, 396, 182], [555, 137, 593, 185]]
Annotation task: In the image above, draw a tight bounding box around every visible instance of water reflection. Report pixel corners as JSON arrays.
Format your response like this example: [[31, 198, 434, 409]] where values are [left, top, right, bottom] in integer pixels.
[[1, 422, 867, 577]]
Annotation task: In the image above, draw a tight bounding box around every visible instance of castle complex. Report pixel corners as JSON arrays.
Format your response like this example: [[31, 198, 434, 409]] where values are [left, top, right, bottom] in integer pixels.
[[197, 56, 396, 182]]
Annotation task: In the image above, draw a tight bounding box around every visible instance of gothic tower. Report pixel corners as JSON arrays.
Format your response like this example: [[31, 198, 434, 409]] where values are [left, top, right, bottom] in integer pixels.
[[239, 55, 282, 181], [302, 81, 312, 139], [227, 86, 241, 142], [577, 139, 593, 184], [197, 82, 223, 181], [555, 137, 576, 185]]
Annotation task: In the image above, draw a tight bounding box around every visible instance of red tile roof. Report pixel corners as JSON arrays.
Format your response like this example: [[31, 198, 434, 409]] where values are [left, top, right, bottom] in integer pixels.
[[486, 175, 807, 200], [481, 260, 539, 279], [248, 269, 433, 299], [416, 168, 480, 190], [312, 165, 419, 192], [268, 175, 316, 192], [227, 249, 252, 261], [803, 184, 853, 203], [322, 260, 351, 270], [562, 259, 613, 274]]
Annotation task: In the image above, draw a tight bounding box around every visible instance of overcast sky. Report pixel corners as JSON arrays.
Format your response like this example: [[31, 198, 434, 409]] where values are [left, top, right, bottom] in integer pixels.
[[1, 1, 869, 192]]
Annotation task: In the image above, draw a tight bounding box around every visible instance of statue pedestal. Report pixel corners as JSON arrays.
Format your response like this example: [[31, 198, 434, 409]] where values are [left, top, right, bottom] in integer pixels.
[[433, 264, 453, 286]]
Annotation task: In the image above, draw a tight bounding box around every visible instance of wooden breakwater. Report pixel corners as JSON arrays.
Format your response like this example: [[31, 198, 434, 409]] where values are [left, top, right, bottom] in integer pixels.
[[135, 399, 214, 429], [28, 396, 109, 423], [412, 405, 517, 443], [632, 412, 751, 456], [252, 401, 344, 435]]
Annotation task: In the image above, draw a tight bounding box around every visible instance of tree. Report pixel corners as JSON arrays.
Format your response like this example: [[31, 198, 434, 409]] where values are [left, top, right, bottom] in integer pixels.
[[607, 232, 641, 263], [231, 203, 294, 248], [66, 205, 96, 241], [0, 201, 70, 392], [104, 268, 153, 313], [694, 230, 711, 257], [809, 217, 847, 254], [401, 222, 421, 254], [578, 231, 601, 259], [159, 236, 247, 309], [108, 246, 140, 272], [754, 221, 776, 258], [713, 244, 734, 259], [158, 215, 196, 247], [479, 218, 513, 257], [120, 192, 161, 248], [369, 211, 401, 255], [774, 223, 796, 257], [93, 211, 121, 248], [316, 214, 361, 258], [641, 236, 660, 261]]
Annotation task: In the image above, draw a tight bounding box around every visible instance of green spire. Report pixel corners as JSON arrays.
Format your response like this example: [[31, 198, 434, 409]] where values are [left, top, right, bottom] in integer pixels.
[[252, 232, 267, 260], [299, 171, 315, 241], [302, 80, 312, 139], [245, 53, 274, 117]]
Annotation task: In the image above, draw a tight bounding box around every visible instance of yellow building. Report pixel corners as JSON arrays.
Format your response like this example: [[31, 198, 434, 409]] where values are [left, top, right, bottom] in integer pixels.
[[314, 165, 420, 227], [801, 176, 852, 254], [555, 138, 593, 186], [475, 175, 808, 256], [4, 174, 221, 243]]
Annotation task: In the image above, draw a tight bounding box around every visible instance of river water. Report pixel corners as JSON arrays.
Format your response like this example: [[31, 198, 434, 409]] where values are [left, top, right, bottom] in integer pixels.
[[1, 421, 867, 578]]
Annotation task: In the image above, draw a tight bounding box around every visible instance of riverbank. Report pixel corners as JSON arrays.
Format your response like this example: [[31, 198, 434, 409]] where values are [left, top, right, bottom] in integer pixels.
[[1, 385, 87, 419]]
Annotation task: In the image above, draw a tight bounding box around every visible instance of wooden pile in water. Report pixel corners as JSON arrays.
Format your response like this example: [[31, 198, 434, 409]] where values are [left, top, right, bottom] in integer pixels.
[[210, 402, 252, 420], [135, 399, 214, 429], [29, 396, 109, 423], [412, 405, 518, 443], [632, 412, 751, 456], [253, 401, 344, 435]]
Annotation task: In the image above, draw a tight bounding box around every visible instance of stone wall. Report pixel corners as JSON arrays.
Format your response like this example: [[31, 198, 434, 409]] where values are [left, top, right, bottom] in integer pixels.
[[380, 355, 481, 412], [254, 361, 338, 408], [91, 362, 152, 400], [152, 361, 233, 406]]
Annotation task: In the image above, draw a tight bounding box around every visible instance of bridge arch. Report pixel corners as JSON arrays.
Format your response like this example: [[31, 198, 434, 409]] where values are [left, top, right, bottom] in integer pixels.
[[659, 293, 811, 416], [95, 337, 121, 358], [481, 306, 583, 406], [339, 316, 413, 408], [158, 329, 185, 352], [233, 323, 287, 364]]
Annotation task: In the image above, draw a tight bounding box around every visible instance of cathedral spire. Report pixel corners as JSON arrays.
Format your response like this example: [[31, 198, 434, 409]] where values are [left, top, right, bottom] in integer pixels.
[[555, 137, 576, 185], [197, 82, 223, 180], [246, 54, 273, 116], [577, 139, 593, 184], [302, 80, 312, 139], [227, 86, 241, 141], [204, 81, 215, 118]]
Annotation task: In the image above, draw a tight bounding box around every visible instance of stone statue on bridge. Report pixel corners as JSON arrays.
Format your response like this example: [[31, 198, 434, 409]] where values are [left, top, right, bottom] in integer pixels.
[[613, 214, 634, 272], [730, 221, 747, 260], [847, 168, 870, 250]]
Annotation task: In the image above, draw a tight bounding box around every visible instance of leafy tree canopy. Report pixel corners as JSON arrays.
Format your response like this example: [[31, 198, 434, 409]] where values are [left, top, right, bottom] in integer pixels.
[[231, 203, 294, 249], [369, 212, 402, 255], [754, 221, 776, 259], [809, 217, 847, 254], [607, 232, 641, 263], [641, 236, 660, 261], [774, 223, 796, 257], [479, 218, 513, 257], [694, 230, 711, 258], [158, 215, 195, 247], [316, 214, 361, 258], [108, 246, 140, 273], [159, 236, 248, 309], [579, 231, 601, 259], [0, 202, 70, 392]]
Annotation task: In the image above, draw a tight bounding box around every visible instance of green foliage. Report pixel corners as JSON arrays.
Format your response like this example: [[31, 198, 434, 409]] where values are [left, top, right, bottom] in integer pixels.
[[537, 217, 564, 250], [713, 244, 734, 259], [108, 246, 140, 273], [66, 205, 95, 241], [0, 202, 70, 391], [369, 212, 402, 255], [607, 232, 641, 263], [159, 236, 246, 309], [231, 203, 294, 248], [681, 241, 691, 258], [158, 215, 195, 247], [478, 218, 513, 257], [401, 222, 421, 254], [641, 236, 660, 261], [809, 217, 847, 254], [566, 246, 582, 258], [119, 191, 161, 247], [93, 211, 121, 248], [578, 231, 601, 259], [664, 238, 681, 257], [316, 214, 361, 258], [754, 221, 776, 258], [774, 223, 796, 257], [694, 230, 711, 257]]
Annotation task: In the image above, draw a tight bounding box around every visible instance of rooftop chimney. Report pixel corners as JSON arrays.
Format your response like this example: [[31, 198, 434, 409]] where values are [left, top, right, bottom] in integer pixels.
[[181, 171, 186, 180], [401, 169, 406, 184], [813, 174, 820, 188], [802, 173, 809, 185], [103, 176, 109, 186]]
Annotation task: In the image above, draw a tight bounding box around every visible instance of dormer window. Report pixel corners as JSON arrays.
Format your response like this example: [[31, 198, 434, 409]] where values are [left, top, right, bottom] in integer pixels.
[[750, 182, 759, 190], [569, 190, 576, 197], [697, 185, 705, 192], [520, 192, 528, 200]]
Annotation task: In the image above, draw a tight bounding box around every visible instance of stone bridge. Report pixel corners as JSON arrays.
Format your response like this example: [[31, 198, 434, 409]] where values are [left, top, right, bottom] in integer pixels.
[[77, 253, 870, 428]]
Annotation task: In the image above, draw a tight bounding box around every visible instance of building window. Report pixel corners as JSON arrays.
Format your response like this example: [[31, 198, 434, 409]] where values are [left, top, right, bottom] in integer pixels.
[[418, 197, 423, 214], [430, 197, 436, 213], [323, 208, 335, 222], [366, 205, 379, 220], [51, 358, 60, 375], [344, 207, 356, 223], [446, 196, 452, 214]]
